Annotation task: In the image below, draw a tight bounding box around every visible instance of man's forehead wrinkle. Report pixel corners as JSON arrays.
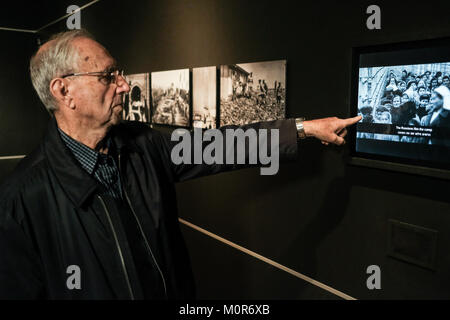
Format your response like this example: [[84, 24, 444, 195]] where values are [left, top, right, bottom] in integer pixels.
[[79, 53, 113, 73], [72, 37, 114, 72]]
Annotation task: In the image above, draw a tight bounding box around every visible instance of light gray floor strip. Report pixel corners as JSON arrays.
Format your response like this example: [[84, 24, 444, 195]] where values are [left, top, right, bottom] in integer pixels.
[[179, 217, 357, 300], [0, 155, 25, 160]]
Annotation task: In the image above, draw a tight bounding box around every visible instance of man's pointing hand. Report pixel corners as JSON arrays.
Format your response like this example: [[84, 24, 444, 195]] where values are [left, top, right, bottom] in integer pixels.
[[303, 115, 362, 146]]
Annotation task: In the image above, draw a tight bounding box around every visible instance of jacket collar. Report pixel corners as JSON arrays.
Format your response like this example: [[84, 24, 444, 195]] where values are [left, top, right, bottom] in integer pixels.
[[58, 127, 103, 175], [109, 122, 143, 155], [43, 118, 141, 207]]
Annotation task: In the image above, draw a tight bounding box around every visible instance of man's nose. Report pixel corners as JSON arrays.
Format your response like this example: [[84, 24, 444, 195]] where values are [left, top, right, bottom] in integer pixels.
[[116, 74, 130, 94]]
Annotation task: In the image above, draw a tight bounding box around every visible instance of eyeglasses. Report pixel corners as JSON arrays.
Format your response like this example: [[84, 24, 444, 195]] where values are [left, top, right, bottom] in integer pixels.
[[61, 68, 125, 85]]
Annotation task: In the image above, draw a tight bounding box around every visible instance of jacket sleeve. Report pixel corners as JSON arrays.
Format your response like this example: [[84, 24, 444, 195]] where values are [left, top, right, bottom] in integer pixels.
[[150, 118, 299, 182], [0, 201, 45, 299]]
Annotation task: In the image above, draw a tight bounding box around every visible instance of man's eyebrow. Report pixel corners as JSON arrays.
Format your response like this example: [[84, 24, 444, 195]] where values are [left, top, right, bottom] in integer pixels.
[[102, 63, 118, 72]]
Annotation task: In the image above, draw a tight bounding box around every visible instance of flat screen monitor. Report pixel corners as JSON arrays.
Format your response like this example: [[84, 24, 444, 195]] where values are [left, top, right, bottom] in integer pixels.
[[349, 37, 450, 179]]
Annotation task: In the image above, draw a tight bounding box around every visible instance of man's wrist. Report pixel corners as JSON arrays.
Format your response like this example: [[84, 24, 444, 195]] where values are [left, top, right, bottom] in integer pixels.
[[295, 117, 307, 139], [302, 120, 314, 137]]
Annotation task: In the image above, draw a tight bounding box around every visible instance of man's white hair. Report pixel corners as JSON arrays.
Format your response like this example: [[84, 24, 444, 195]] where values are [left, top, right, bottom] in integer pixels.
[[29, 29, 94, 115]]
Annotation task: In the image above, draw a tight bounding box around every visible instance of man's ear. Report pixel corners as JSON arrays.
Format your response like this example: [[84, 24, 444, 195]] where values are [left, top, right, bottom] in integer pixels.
[[49, 78, 74, 109]]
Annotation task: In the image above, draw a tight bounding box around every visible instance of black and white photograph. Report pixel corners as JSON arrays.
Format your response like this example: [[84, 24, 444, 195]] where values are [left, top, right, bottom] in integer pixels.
[[122, 73, 150, 123], [193, 66, 216, 129], [220, 60, 286, 126], [357, 63, 450, 145], [151, 68, 190, 127]]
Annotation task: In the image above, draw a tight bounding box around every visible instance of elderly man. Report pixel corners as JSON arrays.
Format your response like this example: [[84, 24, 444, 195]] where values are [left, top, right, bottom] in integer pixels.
[[0, 30, 360, 300]]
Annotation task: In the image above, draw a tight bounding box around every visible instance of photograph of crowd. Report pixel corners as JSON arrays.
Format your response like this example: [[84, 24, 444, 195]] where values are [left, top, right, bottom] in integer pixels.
[[357, 63, 450, 145], [193, 66, 216, 129], [220, 60, 286, 126], [122, 73, 150, 123], [151, 69, 190, 127]]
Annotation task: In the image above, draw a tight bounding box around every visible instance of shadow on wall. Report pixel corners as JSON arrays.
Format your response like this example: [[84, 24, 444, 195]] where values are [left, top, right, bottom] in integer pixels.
[[270, 176, 351, 296], [257, 138, 330, 183], [346, 163, 450, 205]]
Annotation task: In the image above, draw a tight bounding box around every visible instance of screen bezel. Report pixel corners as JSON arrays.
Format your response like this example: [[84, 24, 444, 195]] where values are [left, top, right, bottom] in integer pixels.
[[347, 37, 450, 180]]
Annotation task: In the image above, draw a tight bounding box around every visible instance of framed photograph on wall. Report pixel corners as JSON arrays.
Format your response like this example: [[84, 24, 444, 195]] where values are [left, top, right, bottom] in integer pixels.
[[220, 60, 286, 126], [193, 66, 217, 129], [151, 68, 190, 127], [122, 73, 150, 123]]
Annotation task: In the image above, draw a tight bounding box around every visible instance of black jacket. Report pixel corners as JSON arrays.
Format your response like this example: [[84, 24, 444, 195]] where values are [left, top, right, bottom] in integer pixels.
[[0, 118, 298, 299]]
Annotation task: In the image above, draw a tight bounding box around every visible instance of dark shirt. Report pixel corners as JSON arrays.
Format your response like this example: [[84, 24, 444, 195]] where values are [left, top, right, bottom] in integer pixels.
[[58, 127, 122, 199]]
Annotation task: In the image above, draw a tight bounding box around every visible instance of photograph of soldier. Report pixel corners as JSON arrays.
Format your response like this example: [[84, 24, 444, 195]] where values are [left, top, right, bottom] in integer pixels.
[[220, 60, 286, 126], [193, 66, 216, 129], [122, 73, 150, 123], [357, 62, 450, 145], [151, 69, 190, 127]]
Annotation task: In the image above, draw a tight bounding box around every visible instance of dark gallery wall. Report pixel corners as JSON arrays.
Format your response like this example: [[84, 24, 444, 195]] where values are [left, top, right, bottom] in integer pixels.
[[1, 0, 450, 299], [0, 30, 49, 182]]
